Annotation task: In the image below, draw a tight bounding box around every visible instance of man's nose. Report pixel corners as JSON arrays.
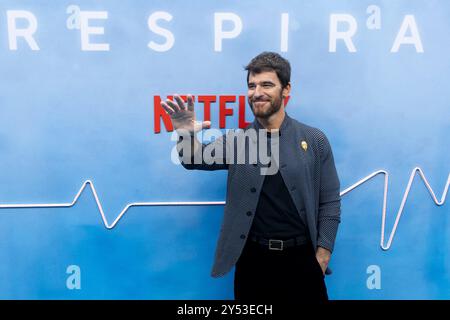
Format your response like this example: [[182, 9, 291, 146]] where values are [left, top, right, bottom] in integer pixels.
[[253, 85, 264, 98]]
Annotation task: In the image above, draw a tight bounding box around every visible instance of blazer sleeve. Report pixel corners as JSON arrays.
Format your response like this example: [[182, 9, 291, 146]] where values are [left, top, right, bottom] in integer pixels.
[[177, 131, 230, 171], [316, 131, 341, 253]]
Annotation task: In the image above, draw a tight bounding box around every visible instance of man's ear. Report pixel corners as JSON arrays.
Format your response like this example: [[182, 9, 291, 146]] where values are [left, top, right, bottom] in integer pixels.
[[282, 82, 291, 98]]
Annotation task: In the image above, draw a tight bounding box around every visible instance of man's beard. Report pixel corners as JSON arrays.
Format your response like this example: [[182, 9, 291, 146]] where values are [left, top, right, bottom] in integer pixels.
[[249, 93, 283, 119]]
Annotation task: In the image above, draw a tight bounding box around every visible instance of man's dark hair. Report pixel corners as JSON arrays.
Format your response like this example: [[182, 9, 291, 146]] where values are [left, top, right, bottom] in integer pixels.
[[245, 52, 291, 88]]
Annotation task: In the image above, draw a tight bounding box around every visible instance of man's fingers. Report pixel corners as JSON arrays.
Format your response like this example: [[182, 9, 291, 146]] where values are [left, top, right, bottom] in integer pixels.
[[174, 95, 186, 110], [187, 95, 195, 111], [161, 101, 175, 115], [166, 99, 180, 112], [201, 121, 211, 129]]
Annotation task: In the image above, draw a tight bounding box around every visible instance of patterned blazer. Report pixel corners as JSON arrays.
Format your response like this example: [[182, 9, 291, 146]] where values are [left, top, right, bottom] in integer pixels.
[[179, 113, 341, 277]]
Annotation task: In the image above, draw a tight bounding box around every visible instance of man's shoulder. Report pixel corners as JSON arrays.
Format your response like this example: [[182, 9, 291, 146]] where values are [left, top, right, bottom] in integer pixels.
[[289, 117, 327, 142]]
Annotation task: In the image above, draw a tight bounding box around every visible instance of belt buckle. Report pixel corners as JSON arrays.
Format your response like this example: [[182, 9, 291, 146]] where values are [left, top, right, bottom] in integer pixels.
[[268, 239, 283, 251]]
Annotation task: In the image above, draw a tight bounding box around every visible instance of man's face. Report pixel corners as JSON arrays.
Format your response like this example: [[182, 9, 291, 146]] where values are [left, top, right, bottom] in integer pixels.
[[247, 70, 289, 119]]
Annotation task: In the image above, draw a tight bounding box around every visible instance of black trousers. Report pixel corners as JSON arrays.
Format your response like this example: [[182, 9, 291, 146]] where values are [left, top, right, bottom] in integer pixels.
[[234, 239, 328, 301]]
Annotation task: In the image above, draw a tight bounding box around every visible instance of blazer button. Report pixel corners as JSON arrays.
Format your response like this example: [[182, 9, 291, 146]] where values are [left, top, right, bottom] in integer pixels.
[[240, 234, 246, 239], [291, 186, 296, 191], [250, 187, 256, 193], [281, 163, 287, 168], [246, 211, 252, 216]]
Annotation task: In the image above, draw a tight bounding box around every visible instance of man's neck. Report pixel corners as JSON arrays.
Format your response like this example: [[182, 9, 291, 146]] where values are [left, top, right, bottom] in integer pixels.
[[256, 107, 286, 131]]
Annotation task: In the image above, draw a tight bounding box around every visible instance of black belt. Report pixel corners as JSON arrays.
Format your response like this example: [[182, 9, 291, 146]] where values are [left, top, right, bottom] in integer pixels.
[[249, 235, 309, 251]]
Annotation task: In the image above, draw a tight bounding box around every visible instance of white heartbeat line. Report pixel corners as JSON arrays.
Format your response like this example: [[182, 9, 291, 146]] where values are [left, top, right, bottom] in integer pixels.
[[0, 167, 448, 250]]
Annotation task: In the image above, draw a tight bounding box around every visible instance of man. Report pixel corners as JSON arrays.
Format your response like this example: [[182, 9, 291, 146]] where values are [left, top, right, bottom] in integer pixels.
[[161, 52, 341, 301]]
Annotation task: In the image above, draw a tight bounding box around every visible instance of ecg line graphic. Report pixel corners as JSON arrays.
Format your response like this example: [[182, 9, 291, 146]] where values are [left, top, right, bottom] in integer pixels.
[[0, 167, 448, 250]]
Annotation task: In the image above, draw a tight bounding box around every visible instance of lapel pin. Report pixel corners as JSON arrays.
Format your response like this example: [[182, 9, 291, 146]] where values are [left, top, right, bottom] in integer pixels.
[[301, 140, 308, 151]]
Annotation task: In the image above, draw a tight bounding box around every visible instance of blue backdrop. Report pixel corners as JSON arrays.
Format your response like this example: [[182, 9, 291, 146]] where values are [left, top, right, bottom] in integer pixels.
[[0, 0, 448, 299]]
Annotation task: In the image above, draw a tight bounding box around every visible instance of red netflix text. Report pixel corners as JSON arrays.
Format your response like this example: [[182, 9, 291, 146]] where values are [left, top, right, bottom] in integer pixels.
[[153, 95, 290, 133]]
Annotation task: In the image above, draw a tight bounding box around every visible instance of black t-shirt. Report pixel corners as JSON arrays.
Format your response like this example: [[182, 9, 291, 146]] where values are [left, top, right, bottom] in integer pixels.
[[249, 169, 308, 240]]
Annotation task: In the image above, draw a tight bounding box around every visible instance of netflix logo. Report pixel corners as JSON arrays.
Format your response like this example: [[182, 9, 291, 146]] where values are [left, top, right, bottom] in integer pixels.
[[153, 95, 290, 133]]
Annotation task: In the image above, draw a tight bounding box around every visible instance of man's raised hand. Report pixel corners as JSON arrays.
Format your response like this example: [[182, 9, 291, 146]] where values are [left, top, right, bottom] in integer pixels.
[[161, 94, 211, 135]]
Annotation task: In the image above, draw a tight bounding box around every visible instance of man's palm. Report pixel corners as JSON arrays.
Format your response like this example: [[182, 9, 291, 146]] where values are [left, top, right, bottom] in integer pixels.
[[161, 94, 210, 134]]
